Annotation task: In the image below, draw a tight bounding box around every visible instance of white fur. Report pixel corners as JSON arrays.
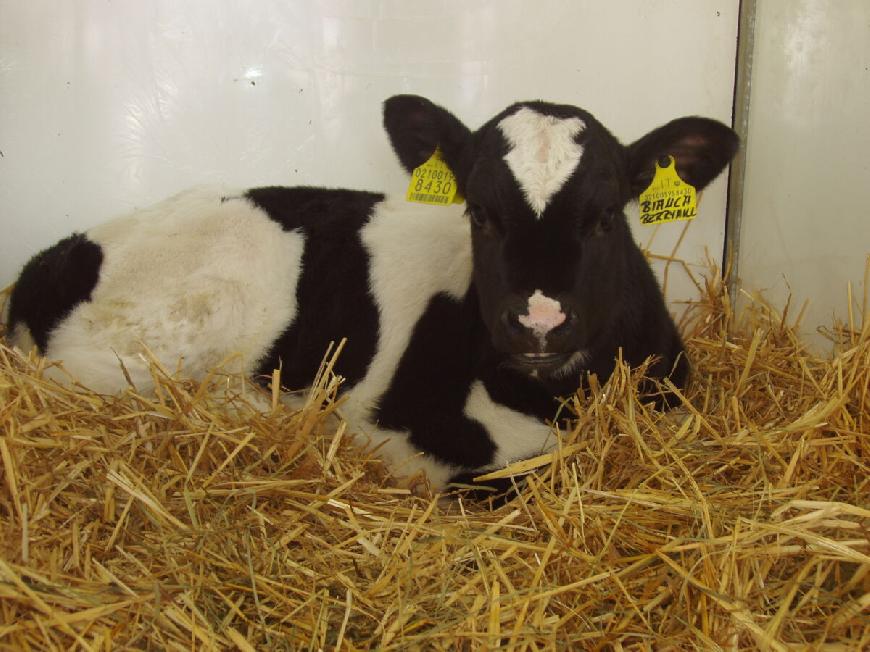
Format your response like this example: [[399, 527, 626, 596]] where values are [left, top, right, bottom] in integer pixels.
[[10, 323, 37, 354], [347, 199, 473, 486], [498, 107, 585, 218], [363, 427, 456, 491], [374, 376, 560, 491], [518, 289, 566, 338], [463, 380, 557, 468], [45, 188, 305, 393]]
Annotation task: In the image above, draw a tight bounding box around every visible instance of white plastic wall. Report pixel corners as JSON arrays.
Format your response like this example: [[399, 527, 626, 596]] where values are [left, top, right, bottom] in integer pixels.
[[737, 0, 870, 350], [0, 1, 739, 311]]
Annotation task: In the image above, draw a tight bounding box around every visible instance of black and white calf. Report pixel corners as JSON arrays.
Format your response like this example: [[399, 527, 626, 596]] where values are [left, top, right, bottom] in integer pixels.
[[4, 95, 738, 490]]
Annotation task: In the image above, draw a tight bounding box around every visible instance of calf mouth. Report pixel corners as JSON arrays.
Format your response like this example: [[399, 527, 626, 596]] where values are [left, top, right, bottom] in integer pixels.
[[506, 351, 579, 376]]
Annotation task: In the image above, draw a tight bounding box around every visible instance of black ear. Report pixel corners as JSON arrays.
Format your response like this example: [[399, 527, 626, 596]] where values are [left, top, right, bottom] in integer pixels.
[[383, 94, 472, 177], [626, 117, 739, 196]]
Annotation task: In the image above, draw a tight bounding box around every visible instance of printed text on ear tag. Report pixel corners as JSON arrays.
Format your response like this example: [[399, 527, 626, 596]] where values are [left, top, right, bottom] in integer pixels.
[[639, 156, 697, 225], [406, 148, 464, 206]]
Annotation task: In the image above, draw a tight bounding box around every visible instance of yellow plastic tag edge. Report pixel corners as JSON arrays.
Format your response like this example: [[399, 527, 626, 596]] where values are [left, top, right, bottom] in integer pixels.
[[405, 147, 464, 206], [638, 155, 698, 226]]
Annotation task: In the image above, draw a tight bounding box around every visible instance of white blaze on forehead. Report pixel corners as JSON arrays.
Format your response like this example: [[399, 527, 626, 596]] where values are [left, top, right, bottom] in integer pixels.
[[498, 107, 585, 218], [518, 289, 566, 337]]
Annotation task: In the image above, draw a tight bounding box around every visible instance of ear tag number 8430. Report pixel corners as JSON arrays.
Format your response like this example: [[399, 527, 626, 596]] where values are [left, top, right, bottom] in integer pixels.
[[406, 148, 465, 206]]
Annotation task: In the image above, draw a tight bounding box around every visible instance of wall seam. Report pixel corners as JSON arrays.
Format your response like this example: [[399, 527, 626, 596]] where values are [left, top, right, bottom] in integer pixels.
[[724, 0, 757, 307]]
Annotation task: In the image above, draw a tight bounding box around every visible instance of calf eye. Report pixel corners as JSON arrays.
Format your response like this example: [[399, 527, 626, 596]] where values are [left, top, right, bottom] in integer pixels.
[[579, 208, 618, 239], [467, 203, 489, 229], [596, 208, 618, 234]]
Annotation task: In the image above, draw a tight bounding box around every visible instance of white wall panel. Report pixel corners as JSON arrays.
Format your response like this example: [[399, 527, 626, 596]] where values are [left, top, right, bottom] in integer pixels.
[[0, 1, 738, 311], [737, 0, 869, 350]]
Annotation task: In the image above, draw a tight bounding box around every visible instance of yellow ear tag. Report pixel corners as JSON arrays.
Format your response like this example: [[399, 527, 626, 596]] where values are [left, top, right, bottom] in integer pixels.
[[639, 156, 697, 225], [406, 147, 464, 206]]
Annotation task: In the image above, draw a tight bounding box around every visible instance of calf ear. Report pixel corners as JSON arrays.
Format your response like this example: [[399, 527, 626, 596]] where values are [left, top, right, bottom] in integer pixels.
[[383, 95, 472, 176], [626, 117, 739, 196]]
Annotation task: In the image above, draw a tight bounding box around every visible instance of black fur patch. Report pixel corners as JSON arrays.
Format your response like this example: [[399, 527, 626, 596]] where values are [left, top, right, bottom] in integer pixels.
[[374, 292, 497, 469], [8, 233, 103, 352], [245, 187, 384, 389]]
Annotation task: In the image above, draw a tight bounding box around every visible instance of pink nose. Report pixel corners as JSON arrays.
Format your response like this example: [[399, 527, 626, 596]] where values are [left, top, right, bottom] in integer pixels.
[[517, 290, 566, 336]]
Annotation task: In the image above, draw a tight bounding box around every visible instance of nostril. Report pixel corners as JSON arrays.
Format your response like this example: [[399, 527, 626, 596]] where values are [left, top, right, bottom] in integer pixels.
[[551, 311, 577, 335], [501, 309, 525, 334]]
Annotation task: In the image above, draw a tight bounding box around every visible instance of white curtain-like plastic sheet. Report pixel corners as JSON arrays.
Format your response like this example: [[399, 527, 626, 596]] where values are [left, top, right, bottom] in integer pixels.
[[0, 1, 738, 308]]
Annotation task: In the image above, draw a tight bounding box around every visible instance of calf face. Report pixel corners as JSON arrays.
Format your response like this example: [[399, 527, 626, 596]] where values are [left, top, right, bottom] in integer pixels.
[[384, 96, 737, 380]]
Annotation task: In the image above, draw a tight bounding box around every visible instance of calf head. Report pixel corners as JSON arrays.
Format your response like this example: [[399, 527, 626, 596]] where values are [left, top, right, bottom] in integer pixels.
[[384, 95, 738, 379]]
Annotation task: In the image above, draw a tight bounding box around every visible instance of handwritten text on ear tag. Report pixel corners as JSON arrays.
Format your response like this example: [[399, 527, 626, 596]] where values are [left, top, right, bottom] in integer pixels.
[[639, 156, 697, 225], [406, 148, 464, 206]]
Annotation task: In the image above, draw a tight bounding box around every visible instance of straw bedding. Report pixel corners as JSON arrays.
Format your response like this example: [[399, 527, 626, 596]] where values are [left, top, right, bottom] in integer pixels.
[[0, 268, 867, 651]]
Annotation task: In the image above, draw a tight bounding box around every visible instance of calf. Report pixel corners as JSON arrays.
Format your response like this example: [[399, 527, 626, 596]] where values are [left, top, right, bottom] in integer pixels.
[[4, 95, 738, 490]]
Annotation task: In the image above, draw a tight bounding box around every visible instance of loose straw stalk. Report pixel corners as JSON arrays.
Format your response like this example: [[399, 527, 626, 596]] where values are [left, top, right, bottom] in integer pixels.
[[0, 265, 867, 650]]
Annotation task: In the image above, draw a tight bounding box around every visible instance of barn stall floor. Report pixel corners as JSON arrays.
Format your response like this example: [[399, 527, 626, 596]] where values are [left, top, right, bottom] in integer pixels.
[[0, 269, 867, 651]]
